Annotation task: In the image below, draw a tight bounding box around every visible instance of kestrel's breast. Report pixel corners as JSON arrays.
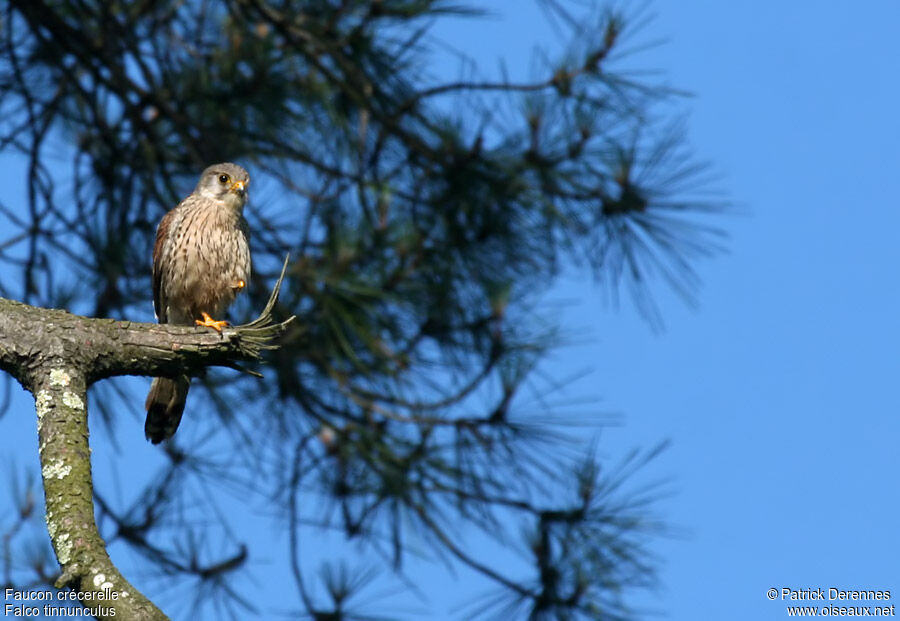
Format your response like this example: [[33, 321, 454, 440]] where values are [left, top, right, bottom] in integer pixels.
[[160, 200, 251, 325]]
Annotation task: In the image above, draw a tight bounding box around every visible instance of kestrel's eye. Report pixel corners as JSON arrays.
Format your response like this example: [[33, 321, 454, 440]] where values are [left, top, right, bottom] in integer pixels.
[[218, 174, 230, 184]]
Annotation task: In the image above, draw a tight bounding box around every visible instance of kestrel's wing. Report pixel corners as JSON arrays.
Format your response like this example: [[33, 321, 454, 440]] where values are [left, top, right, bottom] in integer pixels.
[[152, 207, 176, 323]]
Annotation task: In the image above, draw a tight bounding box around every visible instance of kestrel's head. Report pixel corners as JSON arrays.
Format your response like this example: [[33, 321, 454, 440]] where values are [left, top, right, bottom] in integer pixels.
[[194, 162, 250, 209]]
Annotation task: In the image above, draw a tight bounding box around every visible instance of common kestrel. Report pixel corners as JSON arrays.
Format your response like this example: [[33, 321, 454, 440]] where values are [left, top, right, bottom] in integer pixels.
[[145, 163, 252, 443]]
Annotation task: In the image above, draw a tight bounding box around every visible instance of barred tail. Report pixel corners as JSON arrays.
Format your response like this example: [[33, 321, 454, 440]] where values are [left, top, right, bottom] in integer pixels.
[[144, 375, 190, 443]]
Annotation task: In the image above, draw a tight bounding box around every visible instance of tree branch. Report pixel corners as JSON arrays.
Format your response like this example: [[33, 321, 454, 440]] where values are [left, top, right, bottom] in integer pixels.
[[0, 261, 295, 389], [34, 367, 165, 620], [0, 261, 294, 618]]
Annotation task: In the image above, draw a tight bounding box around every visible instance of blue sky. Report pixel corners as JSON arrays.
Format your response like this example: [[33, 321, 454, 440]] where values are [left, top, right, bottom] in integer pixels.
[[3, 2, 900, 620], [432, 1, 900, 619], [600, 3, 900, 619]]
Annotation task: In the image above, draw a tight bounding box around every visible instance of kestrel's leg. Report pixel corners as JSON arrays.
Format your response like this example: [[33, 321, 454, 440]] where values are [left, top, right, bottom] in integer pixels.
[[196, 311, 228, 332]]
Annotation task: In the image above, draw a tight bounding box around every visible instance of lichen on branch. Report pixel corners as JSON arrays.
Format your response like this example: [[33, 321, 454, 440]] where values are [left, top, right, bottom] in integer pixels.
[[0, 259, 293, 618]]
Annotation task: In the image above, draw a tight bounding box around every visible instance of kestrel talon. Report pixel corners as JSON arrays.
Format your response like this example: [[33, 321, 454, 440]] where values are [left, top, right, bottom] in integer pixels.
[[144, 163, 252, 443]]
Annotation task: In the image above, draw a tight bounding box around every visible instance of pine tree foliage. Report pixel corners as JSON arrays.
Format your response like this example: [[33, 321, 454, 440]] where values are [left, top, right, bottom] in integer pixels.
[[0, 1, 725, 618]]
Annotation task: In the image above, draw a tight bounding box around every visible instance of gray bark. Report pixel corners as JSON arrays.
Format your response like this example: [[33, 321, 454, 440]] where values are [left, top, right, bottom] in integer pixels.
[[0, 272, 293, 619]]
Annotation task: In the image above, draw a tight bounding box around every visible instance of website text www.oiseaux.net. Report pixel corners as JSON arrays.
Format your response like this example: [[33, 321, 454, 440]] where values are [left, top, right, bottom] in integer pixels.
[[768, 588, 894, 617]]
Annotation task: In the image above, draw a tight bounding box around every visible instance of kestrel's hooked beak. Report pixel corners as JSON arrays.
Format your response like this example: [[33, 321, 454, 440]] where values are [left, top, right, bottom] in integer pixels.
[[230, 180, 247, 198]]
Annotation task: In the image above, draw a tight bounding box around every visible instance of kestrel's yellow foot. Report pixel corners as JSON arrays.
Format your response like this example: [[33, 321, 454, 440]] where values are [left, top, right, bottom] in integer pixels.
[[233, 279, 246, 292], [196, 311, 228, 332]]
